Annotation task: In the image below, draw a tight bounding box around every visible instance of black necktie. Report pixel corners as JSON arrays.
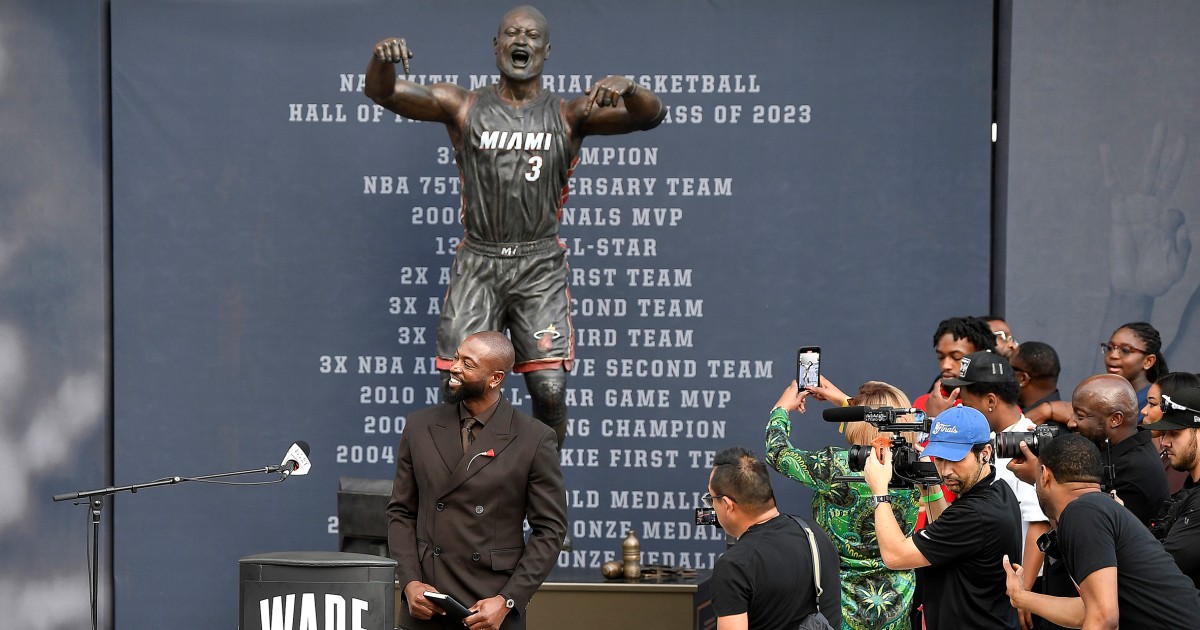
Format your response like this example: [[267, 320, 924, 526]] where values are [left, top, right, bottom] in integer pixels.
[[461, 418, 478, 454]]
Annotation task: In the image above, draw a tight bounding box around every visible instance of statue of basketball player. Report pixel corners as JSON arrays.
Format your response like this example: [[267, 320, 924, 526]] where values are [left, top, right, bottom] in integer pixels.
[[365, 5, 665, 449]]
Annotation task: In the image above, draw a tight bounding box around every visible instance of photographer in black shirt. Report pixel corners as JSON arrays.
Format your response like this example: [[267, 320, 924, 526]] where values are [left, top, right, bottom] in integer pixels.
[[1004, 433, 1200, 626]]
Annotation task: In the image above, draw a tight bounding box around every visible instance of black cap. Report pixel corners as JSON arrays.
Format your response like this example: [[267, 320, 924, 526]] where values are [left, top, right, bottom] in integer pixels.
[[1143, 386, 1200, 431], [942, 350, 1015, 388]]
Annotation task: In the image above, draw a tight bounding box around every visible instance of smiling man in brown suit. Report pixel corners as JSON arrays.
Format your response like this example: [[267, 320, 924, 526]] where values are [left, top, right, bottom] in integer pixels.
[[388, 331, 567, 630]]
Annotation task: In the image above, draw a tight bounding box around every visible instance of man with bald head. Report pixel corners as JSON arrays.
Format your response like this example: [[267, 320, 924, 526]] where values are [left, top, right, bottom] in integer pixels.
[[1066, 373, 1169, 525], [388, 331, 567, 630], [366, 6, 666, 448]]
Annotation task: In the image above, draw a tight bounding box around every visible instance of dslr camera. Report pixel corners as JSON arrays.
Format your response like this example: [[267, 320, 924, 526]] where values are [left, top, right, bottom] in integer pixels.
[[822, 405, 941, 488], [992, 423, 1066, 459]]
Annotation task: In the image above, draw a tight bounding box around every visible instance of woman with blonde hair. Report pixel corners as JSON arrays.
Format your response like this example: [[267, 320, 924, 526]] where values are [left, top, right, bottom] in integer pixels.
[[765, 378, 929, 630]]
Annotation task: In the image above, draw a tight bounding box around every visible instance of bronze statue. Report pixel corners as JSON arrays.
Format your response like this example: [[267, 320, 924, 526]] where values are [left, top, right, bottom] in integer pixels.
[[365, 5, 665, 447]]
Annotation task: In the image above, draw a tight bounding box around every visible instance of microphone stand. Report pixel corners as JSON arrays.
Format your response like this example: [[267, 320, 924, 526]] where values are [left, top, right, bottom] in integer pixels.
[[53, 465, 286, 630]]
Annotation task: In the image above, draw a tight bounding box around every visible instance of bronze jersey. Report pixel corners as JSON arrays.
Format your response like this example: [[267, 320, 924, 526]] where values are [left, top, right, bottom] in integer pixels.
[[455, 86, 578, 243]]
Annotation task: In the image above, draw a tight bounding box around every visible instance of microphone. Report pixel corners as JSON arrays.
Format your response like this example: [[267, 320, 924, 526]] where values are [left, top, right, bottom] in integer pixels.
[[273, 441, 311, 477], [822, 406, 921, 424], [466, 448, 496, 471]]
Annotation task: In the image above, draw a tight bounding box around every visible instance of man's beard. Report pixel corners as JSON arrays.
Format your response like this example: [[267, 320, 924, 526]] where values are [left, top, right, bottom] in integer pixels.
[[445, 377, 487, 404], [1170, 431, 1199, 473]]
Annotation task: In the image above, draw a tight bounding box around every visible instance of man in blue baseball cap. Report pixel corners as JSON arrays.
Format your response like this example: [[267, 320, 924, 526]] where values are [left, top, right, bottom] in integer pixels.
[[865, 406, 1023, 629]]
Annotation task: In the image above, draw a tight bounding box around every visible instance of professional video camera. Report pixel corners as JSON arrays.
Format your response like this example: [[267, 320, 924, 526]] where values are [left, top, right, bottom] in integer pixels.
[[992, 423, 1066, 459], [822, 405, 941, 488]]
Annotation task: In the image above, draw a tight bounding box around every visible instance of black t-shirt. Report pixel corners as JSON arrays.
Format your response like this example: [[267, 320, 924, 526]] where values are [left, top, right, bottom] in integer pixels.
[[1106, 428, 1170, 526], [912, 468, 1021, 629], [711, 514, 841, 630], [1160, 484, 1200, 589], [1059, 492, 1200, 624]]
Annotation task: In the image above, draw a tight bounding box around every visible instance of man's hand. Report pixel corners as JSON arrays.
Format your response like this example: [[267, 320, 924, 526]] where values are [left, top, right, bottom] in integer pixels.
[[373, 37, 413, 75], [402, 581, 444, 620], [925, 383, 958, 419], [1101, 122, 1191, 297], [1003, 555, 1031, 626], [1006, 440, 1040, 485], [864, 444, 894, 496], [805, 375, 850, 407], [463, 595, 511, 630], [584, 75, 637, 115], [772, 380, 809, 414]]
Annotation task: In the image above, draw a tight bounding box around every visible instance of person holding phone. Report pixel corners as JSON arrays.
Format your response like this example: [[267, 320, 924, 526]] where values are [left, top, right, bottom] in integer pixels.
[[766, 378, 926, 629]]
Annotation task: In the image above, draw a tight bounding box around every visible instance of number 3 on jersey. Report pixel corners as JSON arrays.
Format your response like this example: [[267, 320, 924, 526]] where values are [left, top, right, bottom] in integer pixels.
[[524, 155, 543, 182]]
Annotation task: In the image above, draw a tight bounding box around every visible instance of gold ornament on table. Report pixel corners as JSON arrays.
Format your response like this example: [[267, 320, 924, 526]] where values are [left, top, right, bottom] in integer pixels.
[[600, 560, 623, 579], [621, 529, 641, 580]]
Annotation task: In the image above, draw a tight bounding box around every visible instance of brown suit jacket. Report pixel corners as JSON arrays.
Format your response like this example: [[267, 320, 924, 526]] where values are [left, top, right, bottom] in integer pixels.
[[388, 397, 567, 629]]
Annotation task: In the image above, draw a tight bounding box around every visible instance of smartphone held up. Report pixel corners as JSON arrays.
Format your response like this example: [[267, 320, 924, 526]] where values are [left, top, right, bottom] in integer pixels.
[[797, 346, 821, 392]]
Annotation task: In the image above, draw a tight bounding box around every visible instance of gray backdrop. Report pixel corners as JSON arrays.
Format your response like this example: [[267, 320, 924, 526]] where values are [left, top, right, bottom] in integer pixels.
[[1004, 1, 1200, 389], [110, 1, 990, 626], [0, 1, 109, 629], [8, 1, 1198, 629]]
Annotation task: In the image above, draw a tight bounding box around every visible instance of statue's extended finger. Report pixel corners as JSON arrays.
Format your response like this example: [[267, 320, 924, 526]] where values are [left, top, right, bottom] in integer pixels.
[[1100, 144, 1120, 192], [1157, 134, 1187, 200], [584, 89, 601, 116], [1138, 122, 1166, 196]]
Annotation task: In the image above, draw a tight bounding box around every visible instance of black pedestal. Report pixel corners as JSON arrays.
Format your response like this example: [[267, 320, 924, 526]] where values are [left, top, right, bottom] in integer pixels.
[[239, 551, 396, 630]]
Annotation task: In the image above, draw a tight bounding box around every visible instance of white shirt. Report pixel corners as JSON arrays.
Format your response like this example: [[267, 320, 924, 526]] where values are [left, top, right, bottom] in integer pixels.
[[993, 415, 1049, 572]]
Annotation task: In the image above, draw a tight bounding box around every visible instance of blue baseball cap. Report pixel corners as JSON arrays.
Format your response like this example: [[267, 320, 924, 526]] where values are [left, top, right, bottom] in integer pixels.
[[923, 406, 991, 462]]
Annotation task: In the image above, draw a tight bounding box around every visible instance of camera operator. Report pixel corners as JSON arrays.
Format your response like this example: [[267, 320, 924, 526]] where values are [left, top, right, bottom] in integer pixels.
[[942, 351, 1051, 627], [706, 446, 841, 629], [865, 406, 1021, 630], [766, 378, 924, 629], [1143, 385, 1200, 588], [1003, 434, 1200, 627]]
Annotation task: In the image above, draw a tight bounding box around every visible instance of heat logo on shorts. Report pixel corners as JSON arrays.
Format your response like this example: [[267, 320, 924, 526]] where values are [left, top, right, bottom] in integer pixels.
[[534, 324, 561, 351]]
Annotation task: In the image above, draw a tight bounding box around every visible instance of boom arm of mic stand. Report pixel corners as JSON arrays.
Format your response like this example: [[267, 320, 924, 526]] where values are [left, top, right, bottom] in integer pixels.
[[52, 466, 279, 502], [51, 465, 280, 630]]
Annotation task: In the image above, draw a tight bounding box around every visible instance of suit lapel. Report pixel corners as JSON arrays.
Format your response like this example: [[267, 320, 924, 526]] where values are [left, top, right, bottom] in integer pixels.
[[430, 406, 465, 473], [439, 398, 518, 497]]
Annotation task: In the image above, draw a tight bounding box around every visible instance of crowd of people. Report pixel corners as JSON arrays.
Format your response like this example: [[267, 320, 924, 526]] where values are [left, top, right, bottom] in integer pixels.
[[364, 5, 1199, 629], [718, 315, 1200, 630]]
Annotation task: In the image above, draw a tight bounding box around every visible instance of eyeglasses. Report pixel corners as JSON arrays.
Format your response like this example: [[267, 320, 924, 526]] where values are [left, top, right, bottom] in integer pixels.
[[993, 330, 1016, 343], [1099, 342, 1148, 356], [1160, 394, 1200, 415], [701, 492, 735, 508]]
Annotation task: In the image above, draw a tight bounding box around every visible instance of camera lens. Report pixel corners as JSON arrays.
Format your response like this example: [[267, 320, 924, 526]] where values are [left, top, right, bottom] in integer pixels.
[[994, 432, 1035, 459], [847, 445, 871, 472]]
